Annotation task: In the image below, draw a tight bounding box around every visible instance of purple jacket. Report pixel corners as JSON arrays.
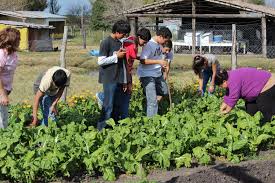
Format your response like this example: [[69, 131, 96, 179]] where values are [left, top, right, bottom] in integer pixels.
[[224, 68, 271, 107]]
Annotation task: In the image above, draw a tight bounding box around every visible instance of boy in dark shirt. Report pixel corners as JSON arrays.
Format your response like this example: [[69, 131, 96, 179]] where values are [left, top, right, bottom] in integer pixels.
[[97, 20, 130, 131]]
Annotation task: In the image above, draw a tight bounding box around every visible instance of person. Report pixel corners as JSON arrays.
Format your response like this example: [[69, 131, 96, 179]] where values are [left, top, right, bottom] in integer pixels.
[[31, 66, 71, 126], [0, 27, 20, 129], [158, 40, 173, 102], [137, 27, 172, 117], [97, 20, 130, 131], [161, 40, 173, 81], [192, 54, 220, 96], [215, 68, 275, 123]]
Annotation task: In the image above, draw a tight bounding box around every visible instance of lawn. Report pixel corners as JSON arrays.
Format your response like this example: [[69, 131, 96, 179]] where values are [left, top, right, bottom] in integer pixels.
[[10, 36, 275, 104]]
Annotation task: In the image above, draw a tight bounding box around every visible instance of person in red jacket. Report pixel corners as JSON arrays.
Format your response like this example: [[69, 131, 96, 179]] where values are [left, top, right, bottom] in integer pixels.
[[96, 28, 151, 121]]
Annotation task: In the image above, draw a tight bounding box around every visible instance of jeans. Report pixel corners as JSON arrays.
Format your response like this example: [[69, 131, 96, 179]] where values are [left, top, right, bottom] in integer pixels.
[[0, 104, 8, 129], [140, 76, 168, 117], [40, 95, 57, 126], [202, 68, 215, 96], [112, 84, 131, 121], [97, 83, 117, 131]]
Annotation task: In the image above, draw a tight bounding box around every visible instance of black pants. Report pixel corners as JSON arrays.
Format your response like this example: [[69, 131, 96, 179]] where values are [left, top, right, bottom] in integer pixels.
[[245, 85, 275, 123]]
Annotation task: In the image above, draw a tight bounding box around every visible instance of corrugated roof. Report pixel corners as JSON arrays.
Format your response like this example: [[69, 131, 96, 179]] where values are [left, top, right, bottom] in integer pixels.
[[0, 11, 66, 19], [0, 20, 55, 29], [123, 0, 275, 18]]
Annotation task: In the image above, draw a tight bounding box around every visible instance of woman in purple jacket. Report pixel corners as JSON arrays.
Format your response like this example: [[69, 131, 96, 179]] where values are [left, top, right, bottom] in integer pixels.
[[215, 67, 275, 122]]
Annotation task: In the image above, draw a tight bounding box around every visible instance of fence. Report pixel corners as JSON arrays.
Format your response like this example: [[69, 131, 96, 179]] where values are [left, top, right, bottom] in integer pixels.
[[142, 22, 275, 58]]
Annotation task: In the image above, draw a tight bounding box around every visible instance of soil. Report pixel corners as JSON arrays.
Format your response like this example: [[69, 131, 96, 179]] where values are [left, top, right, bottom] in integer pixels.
[[90, 150, 275, 183]]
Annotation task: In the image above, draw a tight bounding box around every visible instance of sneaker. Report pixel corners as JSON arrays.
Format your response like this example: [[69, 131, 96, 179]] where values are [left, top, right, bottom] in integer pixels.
[[96, 92, 104, 109]]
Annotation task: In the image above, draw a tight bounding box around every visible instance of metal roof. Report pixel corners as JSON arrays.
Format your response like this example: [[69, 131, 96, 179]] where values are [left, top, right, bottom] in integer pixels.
[[0, 11, 66, 19], [0, 20, 55, 29], [123, 0, 275, 18]]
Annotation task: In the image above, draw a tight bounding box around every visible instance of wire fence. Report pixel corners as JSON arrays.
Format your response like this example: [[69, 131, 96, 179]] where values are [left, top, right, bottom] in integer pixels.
[[142, 22, 275, 58]]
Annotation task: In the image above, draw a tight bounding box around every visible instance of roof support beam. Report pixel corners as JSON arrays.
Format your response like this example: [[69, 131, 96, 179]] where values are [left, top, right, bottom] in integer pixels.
[[192, 0, 196, 55], [125, 13, 264, 18]]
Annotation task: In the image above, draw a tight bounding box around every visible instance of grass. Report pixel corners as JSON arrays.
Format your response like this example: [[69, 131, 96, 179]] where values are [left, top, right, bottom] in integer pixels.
[[9, 35, 275, 104]]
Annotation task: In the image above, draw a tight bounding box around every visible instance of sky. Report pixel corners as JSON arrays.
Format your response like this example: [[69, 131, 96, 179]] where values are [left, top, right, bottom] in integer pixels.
[[46, 0, 275, 15], [265, 0, 275, 7], [46, 0, 92, 15]]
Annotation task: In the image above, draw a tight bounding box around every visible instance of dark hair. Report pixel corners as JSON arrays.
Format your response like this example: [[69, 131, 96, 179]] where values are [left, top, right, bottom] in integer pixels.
[[192, 55, 206, 77], [163, 39, 172, 49], [156, 27, 172, 39], [52, 69, 68, 87], [0, 27, 20, 54], [137, 28, 151, 42], [215, 70, 229, 86], [112, 20, 131, 34]]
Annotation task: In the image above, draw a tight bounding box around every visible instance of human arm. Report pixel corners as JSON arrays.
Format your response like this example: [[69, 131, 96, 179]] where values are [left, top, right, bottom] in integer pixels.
[[50, 87, 65, 115], [0, 75, 9, 106], [209, 63, 217, 93], [31, 90, 44, 126], [98, 49, 126, 66]]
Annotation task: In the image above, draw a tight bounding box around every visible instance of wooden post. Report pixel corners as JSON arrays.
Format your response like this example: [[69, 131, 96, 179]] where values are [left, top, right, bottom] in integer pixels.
[[156, 17, 159, 32], [261, 16, 267, 58], [60, 26, 68, 101], [128, 17, 137, 36], [192, 0, 196, 55], [135, 17, 139, 35], [81, 6, 86, 49], [231, 24, 237, 70]]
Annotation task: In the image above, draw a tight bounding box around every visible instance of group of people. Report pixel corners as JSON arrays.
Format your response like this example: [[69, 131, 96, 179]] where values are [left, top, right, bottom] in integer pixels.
[[0, 20, 274, 130], [96, 20, 173, 130], [192, 54, 275, 123], [0, 27, 71, 128]]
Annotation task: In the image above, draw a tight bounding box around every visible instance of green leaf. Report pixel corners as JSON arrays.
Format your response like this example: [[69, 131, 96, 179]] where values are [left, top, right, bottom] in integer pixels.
[[232, 139, 248, 151], [175, 153, 192, 168]]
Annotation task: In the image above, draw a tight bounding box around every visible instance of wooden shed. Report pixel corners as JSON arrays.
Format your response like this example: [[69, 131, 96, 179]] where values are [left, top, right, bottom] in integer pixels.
[[124, 0, 275, 57], [0, 20, 55, 51], [0, 11, 66, 39]]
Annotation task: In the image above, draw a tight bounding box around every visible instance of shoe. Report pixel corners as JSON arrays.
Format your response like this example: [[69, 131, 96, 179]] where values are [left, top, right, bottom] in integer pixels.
[[96, 92, 104, 109]]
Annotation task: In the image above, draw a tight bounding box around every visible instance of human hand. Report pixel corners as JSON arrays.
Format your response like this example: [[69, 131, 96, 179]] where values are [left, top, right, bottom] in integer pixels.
[[0, 92, 9, 106], [122, 84, 127, 93], [30, 116, 38, 127], [208, 85, 215, 93], [50, 104, 58, 116], [117, 48, 126, 58]]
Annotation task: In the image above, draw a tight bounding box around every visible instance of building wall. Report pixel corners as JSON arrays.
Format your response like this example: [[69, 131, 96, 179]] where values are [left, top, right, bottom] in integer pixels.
[[0, 24, 28, 50]]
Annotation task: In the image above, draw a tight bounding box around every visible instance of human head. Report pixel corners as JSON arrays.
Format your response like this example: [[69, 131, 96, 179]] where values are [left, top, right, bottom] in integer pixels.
[[136, 28, 151, 46], [162, 40, 172, 54], [192, 55, 208, 77], [0, 27, 20, 54], [52, 69, 68, 88], [156, 27, 172, 45], [215, 69, 229, 88], [112, 20, 131, 39]]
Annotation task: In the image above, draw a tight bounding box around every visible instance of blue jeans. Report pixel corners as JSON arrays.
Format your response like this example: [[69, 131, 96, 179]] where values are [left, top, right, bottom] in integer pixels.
[[97, 83, 117, 130], [112, 84, 131, 121], [140, 76, 168, 117], [202, 68, 215, 96], [39, 95, 57, 126]]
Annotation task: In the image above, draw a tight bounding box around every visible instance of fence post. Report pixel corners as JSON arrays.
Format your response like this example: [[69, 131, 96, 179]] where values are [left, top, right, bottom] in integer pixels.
[[231, 24, 237, 70], [192, 0, 196, 55], [60, 26, 68, 101], [261, 17, 267, 58]]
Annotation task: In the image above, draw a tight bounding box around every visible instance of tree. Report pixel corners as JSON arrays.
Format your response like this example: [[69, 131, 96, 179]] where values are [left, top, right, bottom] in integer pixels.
[[66, 5, 91, 28], [25, 0, 47, 11], [90, 0, 110, 30], [48, 0, 60, 14]]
